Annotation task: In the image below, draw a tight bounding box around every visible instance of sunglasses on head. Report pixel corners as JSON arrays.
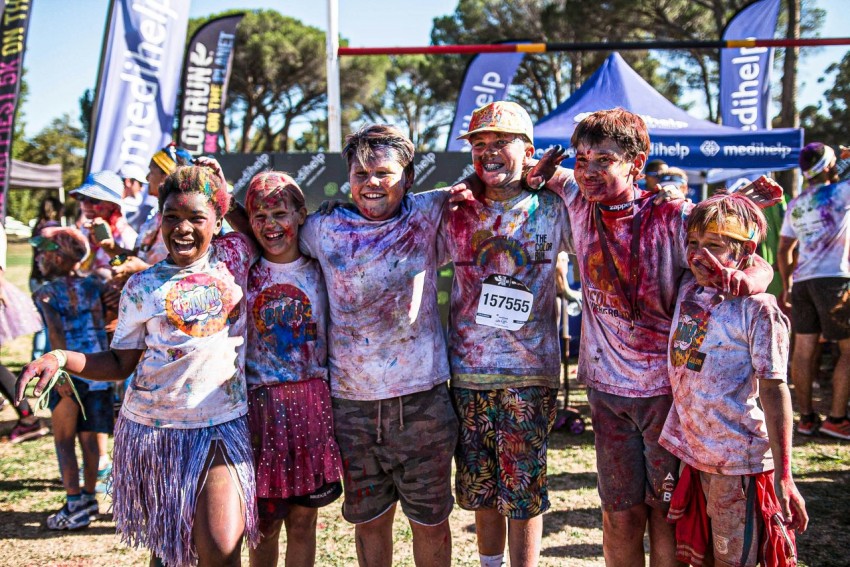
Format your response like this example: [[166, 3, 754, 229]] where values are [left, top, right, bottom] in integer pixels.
[[645, 171, 662, 178], [77, 195, 103, 204], [29, 236, 60, 252]]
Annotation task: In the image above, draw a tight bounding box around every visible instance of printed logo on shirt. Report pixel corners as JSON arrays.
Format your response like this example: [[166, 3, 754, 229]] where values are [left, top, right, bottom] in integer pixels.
[[166, 273, 234, 337], [252, 283, 317, 360], [583, 249, 636, 321], [670, 301, 710, 368], [455, 233, 551, 270]]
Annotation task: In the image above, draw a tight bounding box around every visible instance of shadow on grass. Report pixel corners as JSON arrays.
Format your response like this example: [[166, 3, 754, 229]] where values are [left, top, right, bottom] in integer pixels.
[[547, 471, 598, 491], [0, 510, 116, 539], [544, 507, 602, 532], [0, 478, 62, 492], [794, 469, 850, 567], [541, 542, 605, 559]]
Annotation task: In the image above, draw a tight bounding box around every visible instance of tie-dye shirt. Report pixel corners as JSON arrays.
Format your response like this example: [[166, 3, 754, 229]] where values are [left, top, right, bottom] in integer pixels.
[[34, 275, 111, 392], [438, 189, 572, 389], [134, 211, 169, 265], [111, 232, 256, 428], [299, 191, 451, 401], [245, 256, 329, 387], [660, 276, 789, 475], [549, 170, 690, 397], [780, 180, 850, 282]]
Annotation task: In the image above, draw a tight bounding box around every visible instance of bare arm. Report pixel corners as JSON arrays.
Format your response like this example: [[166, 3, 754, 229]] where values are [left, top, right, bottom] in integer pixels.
[[760, 379, 808, 532], [16, 348, 143, 405], [777, 236, 797, 309]]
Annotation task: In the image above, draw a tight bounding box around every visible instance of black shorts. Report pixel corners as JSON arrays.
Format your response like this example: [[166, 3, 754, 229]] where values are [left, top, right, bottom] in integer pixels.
[[257, 481, 343, 521], [48, 377, 114, 434], [791, 277, 850, 340]]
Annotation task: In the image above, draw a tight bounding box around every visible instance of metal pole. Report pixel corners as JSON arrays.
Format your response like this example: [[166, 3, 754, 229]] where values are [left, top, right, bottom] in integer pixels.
[[326, 0, 342, 152]]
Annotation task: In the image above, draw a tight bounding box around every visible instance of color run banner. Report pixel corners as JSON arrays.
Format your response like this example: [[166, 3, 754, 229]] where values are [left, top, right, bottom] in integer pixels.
[[446, 47, 525, 151], [86, 0, 191, 175], [0, 0, 34, 220], [720, 0, 781, 131], [177, 13, 243, 155]]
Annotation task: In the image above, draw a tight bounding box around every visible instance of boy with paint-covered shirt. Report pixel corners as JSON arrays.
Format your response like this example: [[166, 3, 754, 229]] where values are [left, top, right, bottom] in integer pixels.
[[439, 101, 571, 567], [535, 108, 775, 566], [662, 193, 807, 567]]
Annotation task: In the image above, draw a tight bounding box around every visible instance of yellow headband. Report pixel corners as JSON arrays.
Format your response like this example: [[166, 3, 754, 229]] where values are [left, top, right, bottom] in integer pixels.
[[691, 217, 755, 242], [151, 149, 178, 175]]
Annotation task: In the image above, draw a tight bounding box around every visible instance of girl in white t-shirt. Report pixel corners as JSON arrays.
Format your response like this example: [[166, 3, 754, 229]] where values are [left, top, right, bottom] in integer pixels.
[[16, 164, 259, 567], [243, 171, 342, 566]]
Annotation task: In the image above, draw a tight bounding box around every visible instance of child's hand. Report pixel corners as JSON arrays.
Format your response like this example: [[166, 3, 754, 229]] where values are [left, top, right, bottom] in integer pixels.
[[111, 256, 149, 284], [526, 145, 567, 191], [90, 218, 117, 253], [448, 174, 485, 205], [694, 248, 754, 296], [317, 199, 353, 215], [15, 353, 62, 405], [653, 184, 686, 205], [775, 475, 808, 533], [195, 156, 228, 191]]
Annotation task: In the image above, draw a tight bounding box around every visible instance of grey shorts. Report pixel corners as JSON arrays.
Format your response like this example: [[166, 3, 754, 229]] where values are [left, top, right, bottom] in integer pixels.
[[332, 384, 459, 525], [791, 277, 850, 340], [588, 388, 679, 512]]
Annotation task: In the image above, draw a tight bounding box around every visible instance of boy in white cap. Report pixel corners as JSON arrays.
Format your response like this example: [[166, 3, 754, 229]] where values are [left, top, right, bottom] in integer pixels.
[[439, 101, 571, 567]]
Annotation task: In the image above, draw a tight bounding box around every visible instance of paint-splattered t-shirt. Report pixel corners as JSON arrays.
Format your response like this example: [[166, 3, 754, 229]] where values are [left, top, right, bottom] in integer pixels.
[[246, 256, 329, 387], [780, 180, 850, 282], [35, 275, 111, 392], [438, 189, 572, 389], [112, 232, 256, 429], [299, 191, 451, 401], [134, 211, 169, 265], [660, 276, 789, 475], [550, 170, 690, 397]]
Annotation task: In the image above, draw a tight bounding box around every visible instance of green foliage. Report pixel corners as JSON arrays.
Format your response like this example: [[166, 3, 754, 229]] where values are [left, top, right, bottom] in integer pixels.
[[10, 115, 85, 223], [799, 50, 850, 147]]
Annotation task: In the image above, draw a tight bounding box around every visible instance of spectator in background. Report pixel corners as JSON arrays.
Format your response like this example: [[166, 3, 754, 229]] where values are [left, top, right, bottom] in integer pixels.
[[70, 171, 137, 281], [778, 142, 850, 440], [29, 196, 63, 360], [0, 222, 48, 443], [643, 159, 667, 192], [119, 164, 153, 232]]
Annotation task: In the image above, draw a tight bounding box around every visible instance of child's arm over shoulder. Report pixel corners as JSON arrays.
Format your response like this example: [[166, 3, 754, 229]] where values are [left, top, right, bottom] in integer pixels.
[[299, 212, 323, 259]]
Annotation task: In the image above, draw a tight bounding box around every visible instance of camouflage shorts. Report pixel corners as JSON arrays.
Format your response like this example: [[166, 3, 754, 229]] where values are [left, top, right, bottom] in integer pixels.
[[451, 386, 558, 519], [332, 384, 458, 525]]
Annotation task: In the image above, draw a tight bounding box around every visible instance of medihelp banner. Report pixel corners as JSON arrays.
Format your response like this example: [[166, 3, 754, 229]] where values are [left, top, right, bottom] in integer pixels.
[[0, 0, 33, 219], [720, 0, 781, 131], [446, 47, 525, 151], [178, 14, 243, 155], [86, 0, 191, 174]]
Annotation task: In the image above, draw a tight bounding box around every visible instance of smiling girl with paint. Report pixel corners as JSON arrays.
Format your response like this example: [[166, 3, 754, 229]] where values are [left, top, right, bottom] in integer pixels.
[[242, 171, 342, 567], [17, 164, 259, 567]]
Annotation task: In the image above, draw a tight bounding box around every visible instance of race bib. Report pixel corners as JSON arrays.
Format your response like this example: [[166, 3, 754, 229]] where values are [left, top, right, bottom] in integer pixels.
[[475, 274, 534, 331]]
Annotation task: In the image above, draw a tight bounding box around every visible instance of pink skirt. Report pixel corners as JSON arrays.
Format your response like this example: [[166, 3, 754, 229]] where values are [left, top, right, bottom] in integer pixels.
[[247, 379, 342, 500], [0, 279, 43, 343]]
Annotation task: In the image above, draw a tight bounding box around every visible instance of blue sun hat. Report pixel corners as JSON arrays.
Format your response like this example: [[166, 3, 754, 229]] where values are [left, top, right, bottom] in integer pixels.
[[70, 171, 124, 205]]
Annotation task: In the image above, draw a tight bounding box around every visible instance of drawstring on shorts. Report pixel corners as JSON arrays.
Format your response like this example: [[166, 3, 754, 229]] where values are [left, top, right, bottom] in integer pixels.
[[374, 397, 405, 445]]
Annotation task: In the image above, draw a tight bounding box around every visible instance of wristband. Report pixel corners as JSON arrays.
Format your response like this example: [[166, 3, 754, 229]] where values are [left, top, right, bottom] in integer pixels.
[[47, 349, 67, 369]]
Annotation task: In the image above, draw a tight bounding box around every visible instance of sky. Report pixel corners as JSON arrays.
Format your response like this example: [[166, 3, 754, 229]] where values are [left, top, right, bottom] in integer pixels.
[[18, 0, 848, 139]]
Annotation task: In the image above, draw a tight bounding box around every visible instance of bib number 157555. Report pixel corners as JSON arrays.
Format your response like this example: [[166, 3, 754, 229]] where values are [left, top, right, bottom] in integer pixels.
[[475, 274, 534, 331]]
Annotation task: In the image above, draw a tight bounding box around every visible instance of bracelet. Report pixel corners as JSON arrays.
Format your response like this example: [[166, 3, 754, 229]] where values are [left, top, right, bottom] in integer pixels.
[[47, 349, 67, 369]]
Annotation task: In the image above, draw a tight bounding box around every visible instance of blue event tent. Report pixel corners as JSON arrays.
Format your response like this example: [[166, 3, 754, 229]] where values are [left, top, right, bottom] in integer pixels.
[[533, 53, 803, 170]]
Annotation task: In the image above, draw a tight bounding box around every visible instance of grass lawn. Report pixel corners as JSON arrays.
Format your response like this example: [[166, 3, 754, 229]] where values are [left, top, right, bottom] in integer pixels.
[[1, 242, 848, 566]]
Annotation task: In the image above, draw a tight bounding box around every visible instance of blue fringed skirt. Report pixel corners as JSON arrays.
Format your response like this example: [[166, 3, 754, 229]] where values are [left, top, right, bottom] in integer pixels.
[[111, 414, 259, 566]]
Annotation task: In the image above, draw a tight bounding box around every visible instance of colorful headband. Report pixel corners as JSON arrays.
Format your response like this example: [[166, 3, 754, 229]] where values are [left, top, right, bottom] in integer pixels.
[[802, 145, 836, 181], [151, 143, 192, 175], [691, 216, 755, 242]]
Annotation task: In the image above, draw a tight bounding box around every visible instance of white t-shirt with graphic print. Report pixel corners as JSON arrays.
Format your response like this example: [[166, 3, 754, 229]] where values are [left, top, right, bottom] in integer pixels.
[[112, 232, 256, 428]]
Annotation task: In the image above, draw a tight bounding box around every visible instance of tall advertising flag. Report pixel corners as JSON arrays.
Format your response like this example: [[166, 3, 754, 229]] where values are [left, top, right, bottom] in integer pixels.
[[177, 14, 243, 155], [86, 0, 191, 175], [446, 46, 525, 151], [720, 0, 781, 131], [0, 0, 34, 220]]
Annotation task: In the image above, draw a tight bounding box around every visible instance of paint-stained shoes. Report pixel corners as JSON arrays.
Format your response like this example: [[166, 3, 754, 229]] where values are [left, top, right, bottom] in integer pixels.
[[796, 413, 822, 436], [821, 417, 850, 440]]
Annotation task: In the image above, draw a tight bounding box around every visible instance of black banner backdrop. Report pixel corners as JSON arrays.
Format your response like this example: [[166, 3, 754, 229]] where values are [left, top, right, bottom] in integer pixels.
[[178, 14, 243, 155], [0, 0, 33, 220]]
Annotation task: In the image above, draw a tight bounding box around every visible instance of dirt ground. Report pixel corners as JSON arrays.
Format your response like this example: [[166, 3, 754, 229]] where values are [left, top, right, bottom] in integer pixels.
[[1, 242, 849, 566]]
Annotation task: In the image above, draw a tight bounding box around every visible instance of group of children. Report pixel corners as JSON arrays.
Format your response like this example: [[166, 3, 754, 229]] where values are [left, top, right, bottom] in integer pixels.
[[12, 102, 810, 567]]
